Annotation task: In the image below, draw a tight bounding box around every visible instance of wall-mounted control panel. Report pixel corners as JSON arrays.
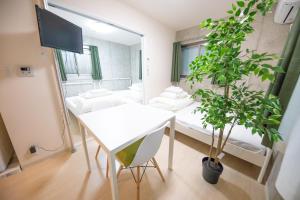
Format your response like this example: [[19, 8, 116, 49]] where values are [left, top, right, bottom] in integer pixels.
[[19, 66, 34, 77]]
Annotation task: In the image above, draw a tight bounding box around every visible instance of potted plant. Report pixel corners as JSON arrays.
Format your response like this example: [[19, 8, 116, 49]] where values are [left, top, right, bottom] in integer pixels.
[[188, 0, 283, 184]]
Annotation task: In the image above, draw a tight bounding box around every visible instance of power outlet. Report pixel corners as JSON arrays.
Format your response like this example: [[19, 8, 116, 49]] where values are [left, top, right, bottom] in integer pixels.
[[29, 145, 37, 154]]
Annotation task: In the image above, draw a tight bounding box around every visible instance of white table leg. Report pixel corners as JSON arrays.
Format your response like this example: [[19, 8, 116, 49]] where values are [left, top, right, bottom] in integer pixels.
[[108, 153, 119, 200], [168, 116, 176, 170], [79, 121, 91, 171]]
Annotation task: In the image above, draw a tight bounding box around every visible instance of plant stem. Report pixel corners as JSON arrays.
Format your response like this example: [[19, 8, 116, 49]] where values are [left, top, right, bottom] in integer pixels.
[[214, 129, 224, 164], [208, 128, 215, 161], [220, 118, 237, 153], [214, 84, 230, 164]]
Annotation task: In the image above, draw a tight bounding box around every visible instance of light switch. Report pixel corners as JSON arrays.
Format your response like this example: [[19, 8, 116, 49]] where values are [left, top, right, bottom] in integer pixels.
[[19, 66, 34, 77]]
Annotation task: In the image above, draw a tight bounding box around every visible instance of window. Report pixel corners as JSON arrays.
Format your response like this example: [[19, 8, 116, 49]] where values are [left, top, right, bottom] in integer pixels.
[[62, 46, 92, 80], [181, 43, 206, 77]]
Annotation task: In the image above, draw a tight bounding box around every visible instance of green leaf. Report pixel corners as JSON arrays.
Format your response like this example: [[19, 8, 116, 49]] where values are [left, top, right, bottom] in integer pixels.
[[273, 66, 285, 73], [235, 9, 241, 16], [254, 68, 260, 75], [243, 7, 250, 15], [266, 118, 281, 125], [232, 4, 237, 11], [262, 64, 272, 68], [237, 1, 245, 7], [257, 3, 263, 10], [227, 10, 234, 14], [249, 11, 257, 16]]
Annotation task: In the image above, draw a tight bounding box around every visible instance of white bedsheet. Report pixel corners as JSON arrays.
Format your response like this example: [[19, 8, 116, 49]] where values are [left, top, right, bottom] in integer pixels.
[[176, 103, 266, 154]]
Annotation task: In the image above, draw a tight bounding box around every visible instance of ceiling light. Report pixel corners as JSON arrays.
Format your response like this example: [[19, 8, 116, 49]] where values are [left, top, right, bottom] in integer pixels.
[[86, 20, 116, 33]]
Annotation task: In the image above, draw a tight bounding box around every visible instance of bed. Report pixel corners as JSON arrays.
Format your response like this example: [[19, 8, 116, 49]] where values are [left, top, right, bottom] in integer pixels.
[[65, 88, 143, 117], [148, 87, 272, 183]]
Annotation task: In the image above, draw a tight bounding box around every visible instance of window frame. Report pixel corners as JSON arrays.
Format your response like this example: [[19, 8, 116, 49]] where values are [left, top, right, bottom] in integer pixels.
[[63, 45, 93, 81], [180, 41, 207, 79]]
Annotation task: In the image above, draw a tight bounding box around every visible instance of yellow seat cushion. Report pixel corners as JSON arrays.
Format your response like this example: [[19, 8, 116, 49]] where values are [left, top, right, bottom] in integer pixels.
[[116, 137, 145, 167]]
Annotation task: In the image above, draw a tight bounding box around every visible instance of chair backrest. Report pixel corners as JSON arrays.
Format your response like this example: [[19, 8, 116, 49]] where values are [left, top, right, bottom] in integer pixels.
[[129, 123, 168, 167]]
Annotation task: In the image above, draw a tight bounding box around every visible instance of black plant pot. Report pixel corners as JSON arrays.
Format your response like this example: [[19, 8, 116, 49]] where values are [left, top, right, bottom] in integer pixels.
[[202, 157, 223, 184]]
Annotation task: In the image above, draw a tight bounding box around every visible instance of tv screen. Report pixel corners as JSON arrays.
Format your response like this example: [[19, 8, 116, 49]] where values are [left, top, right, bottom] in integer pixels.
[[35, 5, 83, 54]]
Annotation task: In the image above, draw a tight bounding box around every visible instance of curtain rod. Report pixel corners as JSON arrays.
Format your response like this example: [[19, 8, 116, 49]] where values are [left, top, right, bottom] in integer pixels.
[[180, 38, 207, 47], [179, 35, 206, 43]]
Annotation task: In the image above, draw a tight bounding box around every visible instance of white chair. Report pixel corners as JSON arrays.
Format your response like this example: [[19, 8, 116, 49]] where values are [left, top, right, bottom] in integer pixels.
[[96, 123, 167, 200]]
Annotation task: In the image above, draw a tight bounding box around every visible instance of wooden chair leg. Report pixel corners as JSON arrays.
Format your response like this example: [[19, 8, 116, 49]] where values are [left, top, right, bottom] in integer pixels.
[[105, 156, 122, 179], [152, 157, 165, 182], [117, 166, 123, 178], [137, 166, 140, 200], [95, 145, 101, 159], [106, 156, 109, 178]]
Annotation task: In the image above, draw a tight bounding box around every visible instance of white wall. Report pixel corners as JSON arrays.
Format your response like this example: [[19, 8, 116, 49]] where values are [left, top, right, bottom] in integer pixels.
[[48, 0, 176, 101], [0, 0, 66, 166]]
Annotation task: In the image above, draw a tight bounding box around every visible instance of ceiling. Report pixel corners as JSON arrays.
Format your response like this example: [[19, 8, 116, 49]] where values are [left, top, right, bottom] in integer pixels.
[[48, 6, 141, 46], [122, 0, 236, 31]]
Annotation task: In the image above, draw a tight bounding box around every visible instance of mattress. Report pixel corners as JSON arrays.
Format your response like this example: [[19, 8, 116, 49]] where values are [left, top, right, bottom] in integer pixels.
[[176, 103, 266, 154]]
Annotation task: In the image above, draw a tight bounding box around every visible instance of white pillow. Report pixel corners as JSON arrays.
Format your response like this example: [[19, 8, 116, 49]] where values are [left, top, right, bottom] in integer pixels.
[[164, 86, 184, 94], [91, 96, 124, 112], [72, 95, 121, 114]]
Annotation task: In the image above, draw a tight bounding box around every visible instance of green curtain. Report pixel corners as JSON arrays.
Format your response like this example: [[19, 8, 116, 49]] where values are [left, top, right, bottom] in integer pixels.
[[262, 11, 300, 147], [139, 50, 142, 80], [89, 45, 102, 80], [54, 49, 67, 81], [171, 42, 182, 82]]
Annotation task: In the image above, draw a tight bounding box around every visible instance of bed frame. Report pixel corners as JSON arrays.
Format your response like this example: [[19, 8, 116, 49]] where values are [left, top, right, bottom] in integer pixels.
[[173, 122, 272, 183]]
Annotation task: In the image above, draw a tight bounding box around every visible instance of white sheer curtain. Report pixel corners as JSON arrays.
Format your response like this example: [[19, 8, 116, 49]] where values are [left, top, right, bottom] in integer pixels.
[[62, 51, 78, 74], [62, 48, 92, 76]]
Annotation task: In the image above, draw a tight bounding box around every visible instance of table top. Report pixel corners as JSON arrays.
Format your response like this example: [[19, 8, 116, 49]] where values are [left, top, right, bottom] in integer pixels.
[[78, 103, 175, 153]]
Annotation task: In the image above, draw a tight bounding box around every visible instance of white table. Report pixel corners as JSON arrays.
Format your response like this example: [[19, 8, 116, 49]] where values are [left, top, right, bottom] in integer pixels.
[[78, 103, 176, 200]]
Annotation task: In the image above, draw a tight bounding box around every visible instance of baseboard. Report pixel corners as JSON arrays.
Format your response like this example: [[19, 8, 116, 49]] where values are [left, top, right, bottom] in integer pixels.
[[21, 147, 68, 169], [265, 183, 270, 200]]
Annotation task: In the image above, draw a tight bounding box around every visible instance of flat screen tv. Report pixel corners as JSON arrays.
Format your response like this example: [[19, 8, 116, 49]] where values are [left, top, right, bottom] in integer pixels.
[[35, 5, 83, 54]]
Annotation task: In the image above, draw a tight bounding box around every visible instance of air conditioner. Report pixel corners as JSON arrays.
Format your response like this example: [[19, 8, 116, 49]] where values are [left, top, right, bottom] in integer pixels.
[[274, 0, 300, 24]]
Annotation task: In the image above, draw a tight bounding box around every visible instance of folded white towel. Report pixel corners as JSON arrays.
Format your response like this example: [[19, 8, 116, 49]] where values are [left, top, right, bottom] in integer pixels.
[[164, 86, 183, 94], [149, 96, 193, 111], [74, 95, 124, 113], [160, 91, 188, 99]]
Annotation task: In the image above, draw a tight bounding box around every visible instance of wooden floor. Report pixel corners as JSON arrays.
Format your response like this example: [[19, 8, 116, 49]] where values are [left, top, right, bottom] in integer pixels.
[[0, 132, 265, 200]]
